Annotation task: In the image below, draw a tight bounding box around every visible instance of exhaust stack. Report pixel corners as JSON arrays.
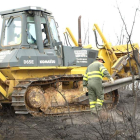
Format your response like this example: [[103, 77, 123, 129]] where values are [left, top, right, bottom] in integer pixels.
[[78, 16, 82, 47]]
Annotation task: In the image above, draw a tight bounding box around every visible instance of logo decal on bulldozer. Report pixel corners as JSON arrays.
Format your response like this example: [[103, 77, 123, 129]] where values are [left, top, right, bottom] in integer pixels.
[[40, 60, 56, 64]]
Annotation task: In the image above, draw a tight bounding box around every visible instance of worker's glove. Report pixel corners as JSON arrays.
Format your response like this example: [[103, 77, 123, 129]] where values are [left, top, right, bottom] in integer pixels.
[[110, 77, 114, 83], [83, 87, 88, 93]]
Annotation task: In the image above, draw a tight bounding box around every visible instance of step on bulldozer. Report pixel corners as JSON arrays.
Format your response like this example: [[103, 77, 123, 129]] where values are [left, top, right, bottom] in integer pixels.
[[0, 6, 139, 116]]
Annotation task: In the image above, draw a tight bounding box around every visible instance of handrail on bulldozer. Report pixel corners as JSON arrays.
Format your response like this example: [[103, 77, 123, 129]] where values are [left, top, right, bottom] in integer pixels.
[[93, 24, 118, 61], [65, 27, 78, 47]]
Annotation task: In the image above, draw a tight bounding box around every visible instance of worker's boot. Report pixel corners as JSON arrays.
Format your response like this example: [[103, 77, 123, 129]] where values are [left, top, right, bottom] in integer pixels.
[[95, 105, 102, 114], [90, 108, 97, 115]]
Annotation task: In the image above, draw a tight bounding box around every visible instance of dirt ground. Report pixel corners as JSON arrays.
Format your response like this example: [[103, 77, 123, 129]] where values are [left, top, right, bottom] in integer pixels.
[[0, 89, 140, 140]]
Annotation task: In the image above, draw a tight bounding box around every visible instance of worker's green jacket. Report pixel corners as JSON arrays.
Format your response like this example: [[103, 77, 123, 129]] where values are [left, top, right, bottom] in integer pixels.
[[83, 61, 111, 87]]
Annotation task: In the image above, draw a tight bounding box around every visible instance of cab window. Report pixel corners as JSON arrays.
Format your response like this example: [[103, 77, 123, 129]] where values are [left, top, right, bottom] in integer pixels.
[[48, 17, 60, 42], [27, 16, 49, 45], [2, 16, 21, 46]]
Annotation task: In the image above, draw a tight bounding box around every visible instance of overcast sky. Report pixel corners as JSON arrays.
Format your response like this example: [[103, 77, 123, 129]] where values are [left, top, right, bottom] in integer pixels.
[[0, 0, 140, 48]]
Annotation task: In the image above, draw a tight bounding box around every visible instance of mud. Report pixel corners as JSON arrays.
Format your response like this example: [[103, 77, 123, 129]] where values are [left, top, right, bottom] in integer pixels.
[[0, 89, 140, 140]]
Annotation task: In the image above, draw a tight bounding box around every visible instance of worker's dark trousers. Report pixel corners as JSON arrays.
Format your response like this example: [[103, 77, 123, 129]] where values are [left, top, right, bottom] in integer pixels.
[[88, 79, 104, 111]]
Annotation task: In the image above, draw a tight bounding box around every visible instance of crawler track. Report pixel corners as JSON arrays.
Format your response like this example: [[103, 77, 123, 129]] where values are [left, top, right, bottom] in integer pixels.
[[11, 74, 118, 116], [12, 74, 86, 116]]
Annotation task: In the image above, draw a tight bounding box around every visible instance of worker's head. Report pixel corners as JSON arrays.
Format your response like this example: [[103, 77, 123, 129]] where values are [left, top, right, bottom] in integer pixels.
[[96, 56, 105, 63]]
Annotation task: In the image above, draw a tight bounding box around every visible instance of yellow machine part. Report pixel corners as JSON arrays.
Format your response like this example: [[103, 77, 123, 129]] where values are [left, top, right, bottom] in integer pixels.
[[112, 43, 139, 54], [83, 44, 92, 49], [0, 72, 9, 98], [0, 86, 7, 98], [93, 24, 139, 79], [65, 27, 78, 47], [98, 49, 114, 80], [94, 24, 118, 62]]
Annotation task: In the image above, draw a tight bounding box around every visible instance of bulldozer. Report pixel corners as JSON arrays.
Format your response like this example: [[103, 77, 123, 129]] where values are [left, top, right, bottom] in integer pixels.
[[0, 6, 139, 116]]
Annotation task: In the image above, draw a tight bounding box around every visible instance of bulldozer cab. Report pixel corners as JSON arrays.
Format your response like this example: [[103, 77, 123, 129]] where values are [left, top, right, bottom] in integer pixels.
[[0, 7, 65, 67], [0, 7, 61, 50], [0, 6, 98, 68]]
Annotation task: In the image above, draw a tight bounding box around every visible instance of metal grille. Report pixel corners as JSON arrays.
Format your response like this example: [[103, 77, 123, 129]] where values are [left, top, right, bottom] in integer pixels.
[[88, 51, 96, 58]]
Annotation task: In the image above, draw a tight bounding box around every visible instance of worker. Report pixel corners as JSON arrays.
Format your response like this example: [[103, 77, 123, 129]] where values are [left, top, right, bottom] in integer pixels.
[[83, 56, 114, 114]]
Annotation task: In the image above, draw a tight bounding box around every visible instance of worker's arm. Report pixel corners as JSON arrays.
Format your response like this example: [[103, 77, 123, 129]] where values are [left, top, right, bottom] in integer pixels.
[[99, 64, 111, 79], [99, 64, 114, 83], [83, 68, 88, 93], [83, 69, 88, 87]]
